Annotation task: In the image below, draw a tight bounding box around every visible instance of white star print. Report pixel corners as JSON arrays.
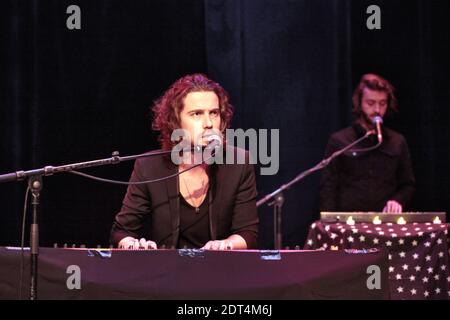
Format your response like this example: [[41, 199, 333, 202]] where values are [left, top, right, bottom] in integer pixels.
[[391, 233, 397, 238], [340, 229, 346, 234], [388, 229, 394, 232], [414, 228, 421, 231], [424, 291, 429, 297], [406, 233, 411, 236], [401, 227, 408, 231], [389, 266, 395, 273], [396, 274, 402, 280], [422, 277, 429, 283], [347, 236, 354, 243], [388, 254, 392, 260], [399, 252, 406, 258], [340, 239, 343, 244], [437, 239, 443, 245], [418, 232, 423, 236], [427, 227, 433, 230], [317, 234, 322, 240], [378, 231, 384, 235], [424, 241, 431, 247], [447, 276, 450, 283], [438, 251, 444, 258], [402, 264, 409, 271], [373, 238, 379, 244], [325, 225, 330, 231], [430, 233, 436, 238], [425, 255, 431, 261], [398, 239, 404, 245], [397, 286, 403, 293], [409, 275, 415, 282], [427, 267, 433, 274], [434, 274, 440, 280], [410, 289, 417, 295], [435, 288, 441, 294], [307, 239, 313, 246], [322, 243, 328, 249], [311, 223, 316, 229], [413, 253, 419, 259], [352, 228, 359, 234], [359, 235, 365, 242], [385, 241, 392, 246], [366, 230, 372, 233], [441, 265, 447, 271], [412, 240, 418, 246], [415, 266, 421, 272], [330, 233, 337, 239]]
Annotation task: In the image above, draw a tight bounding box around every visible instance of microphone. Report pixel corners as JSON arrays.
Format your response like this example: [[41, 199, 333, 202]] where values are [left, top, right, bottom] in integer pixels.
[[204, 134, 222, 150], [371, 116, 383, 143]]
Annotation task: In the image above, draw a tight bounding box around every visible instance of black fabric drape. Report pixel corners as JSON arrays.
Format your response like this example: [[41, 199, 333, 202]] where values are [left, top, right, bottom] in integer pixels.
[[205, 0, 450, 248], [0, 0, 207, 247]]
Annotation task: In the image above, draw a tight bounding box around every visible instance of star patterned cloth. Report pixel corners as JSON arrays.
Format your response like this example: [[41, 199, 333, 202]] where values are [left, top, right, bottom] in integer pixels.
[[304, 221, 450, 300]]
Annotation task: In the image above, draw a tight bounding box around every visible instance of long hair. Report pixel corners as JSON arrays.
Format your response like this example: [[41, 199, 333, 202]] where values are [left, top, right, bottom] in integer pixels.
[[152, 74, 234, 150], [352, 73, 398, 117]]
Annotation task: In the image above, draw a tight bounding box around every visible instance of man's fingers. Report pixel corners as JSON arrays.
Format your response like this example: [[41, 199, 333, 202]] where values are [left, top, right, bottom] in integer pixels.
[[201, 241, 211, 250], [218, 241, 226, 251], [201, 240, 233, 251], [145, 241, 157, 250], [139, 238, 147, 249]]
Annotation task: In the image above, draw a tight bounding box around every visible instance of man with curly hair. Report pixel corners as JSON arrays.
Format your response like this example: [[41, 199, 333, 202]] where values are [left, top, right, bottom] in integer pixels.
[[111, 74, 259, 250], [320, 73, 415, 213]]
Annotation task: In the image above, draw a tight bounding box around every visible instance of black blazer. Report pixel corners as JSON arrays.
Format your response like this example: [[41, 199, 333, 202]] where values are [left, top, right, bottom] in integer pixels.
[[110, 146, 259, 249]]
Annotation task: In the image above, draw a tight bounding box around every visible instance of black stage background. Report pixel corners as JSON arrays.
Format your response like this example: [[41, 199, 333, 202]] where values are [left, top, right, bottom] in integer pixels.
[[1, 0, 449, 249]]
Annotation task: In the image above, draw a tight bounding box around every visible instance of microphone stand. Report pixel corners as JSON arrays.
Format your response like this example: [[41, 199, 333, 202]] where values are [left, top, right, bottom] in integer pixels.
[[0, 148, 183, 300], [257, 130, 375, 250]]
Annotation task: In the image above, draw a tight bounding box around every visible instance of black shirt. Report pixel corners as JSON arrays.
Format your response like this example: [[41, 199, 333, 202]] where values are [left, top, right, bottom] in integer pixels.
[[177, 190, 211, 248], [319, 123, 415, 212]]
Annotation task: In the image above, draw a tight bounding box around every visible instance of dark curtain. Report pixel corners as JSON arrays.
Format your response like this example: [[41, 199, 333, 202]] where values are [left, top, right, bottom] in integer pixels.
[[205, 0, 450, 248], [1, 0, 449, 249], [0, 0, 207, 247]]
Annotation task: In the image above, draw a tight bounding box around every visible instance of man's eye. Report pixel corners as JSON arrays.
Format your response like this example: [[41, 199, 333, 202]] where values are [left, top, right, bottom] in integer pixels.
[[367, 101, 375, 106], [211, 110, 219, 116], [380, 101, 387, 106], [192, 112, 201, 116]]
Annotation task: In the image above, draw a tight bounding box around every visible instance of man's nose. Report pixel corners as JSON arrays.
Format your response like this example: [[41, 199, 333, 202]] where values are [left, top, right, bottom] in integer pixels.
[[203, 114, 213, 128], [374, 104, 381, 113]]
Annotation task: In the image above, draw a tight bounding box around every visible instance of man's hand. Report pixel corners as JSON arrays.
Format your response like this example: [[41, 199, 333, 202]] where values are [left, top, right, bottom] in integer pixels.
[[201, 240, 233, 251], [118, 237, 157, 250], [382, 200, 403, 213]]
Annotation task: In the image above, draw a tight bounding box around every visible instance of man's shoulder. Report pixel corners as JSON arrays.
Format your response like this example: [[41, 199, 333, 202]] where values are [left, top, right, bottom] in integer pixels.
[[134, 149, 174, 172], [384, 127, 406, 143]]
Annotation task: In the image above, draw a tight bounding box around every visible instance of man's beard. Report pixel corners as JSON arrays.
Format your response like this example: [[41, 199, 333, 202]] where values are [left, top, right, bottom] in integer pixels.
[[361, 112, 379, 129]]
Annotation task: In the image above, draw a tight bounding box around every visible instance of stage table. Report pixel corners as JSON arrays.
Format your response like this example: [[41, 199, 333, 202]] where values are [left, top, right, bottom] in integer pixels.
[[304, 221, 450, 299]]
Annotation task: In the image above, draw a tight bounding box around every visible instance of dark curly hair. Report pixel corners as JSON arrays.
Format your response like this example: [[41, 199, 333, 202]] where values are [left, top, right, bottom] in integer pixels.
[[152, 74, 234, 150], [352, 73, 398, 117]]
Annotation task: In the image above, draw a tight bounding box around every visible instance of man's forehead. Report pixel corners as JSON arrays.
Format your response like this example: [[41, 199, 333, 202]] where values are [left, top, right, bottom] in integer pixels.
[[362, 87, 388, 99]]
